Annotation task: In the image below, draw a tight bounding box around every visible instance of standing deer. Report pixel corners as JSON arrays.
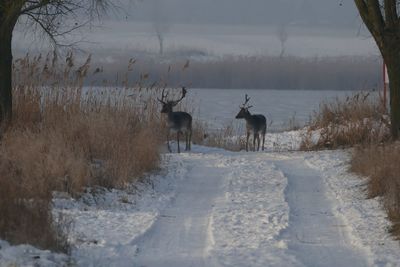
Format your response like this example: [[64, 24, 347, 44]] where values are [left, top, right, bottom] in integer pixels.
[[235, 94, 267, 151], [158, 87, 192, 153]]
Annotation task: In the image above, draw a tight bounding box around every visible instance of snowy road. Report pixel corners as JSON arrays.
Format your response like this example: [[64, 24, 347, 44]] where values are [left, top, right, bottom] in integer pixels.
[[2, 145, 399, 266], [276, 159, 370, 267], [133, 154, 225, 267], [132, 148, 372, 267]]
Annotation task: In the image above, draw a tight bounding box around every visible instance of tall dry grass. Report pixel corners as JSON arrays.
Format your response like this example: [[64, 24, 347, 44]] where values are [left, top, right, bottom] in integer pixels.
[[192, 120, 245, 151], [0, 52, 164, 252], [351, 144, 400, 237], [300, 91, 390, 150]]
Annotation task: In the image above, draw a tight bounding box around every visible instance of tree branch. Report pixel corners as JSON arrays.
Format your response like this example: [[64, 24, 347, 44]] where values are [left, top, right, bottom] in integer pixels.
[[367, 0, 386, 35], [20, 0, 51, 15], [384, 0, 398, 29], [354, 0, 373, 30]]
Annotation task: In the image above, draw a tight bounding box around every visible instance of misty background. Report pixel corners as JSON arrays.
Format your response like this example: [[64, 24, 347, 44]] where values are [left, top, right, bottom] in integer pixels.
[[12, 0, 382, 90]]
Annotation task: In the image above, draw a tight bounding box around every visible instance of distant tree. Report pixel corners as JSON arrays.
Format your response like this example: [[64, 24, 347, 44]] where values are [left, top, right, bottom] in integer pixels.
[[276, 23, 288, 58], [353, 0, 400, 139], [0, 0, 114, 132], [152, 0, 170, 55]]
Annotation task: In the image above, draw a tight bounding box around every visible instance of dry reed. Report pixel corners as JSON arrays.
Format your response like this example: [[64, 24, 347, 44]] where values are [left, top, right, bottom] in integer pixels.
[[351, 143, 400, 238], [192, 120, 245, 151], [300, 91, 389, 150], [0, 52, 164, 252]]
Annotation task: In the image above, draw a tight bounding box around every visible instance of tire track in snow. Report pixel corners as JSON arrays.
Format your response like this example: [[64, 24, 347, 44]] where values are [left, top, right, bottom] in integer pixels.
[[275, 158, 371, 267], [132, 153, 226, 267], [132, 148, 372, 267]]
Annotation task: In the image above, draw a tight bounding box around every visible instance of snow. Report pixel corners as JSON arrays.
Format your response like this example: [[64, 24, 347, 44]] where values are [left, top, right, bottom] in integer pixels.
[[305, 151, 400, 266], [0, 240, 68, 267], [210, 153, 300, 267], [1, 133, 400, 266]]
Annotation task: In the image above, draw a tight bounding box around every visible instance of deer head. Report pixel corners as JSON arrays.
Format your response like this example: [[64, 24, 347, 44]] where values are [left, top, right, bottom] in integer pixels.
[[235, 94, 253, 119], [158, 87, 187, 113]]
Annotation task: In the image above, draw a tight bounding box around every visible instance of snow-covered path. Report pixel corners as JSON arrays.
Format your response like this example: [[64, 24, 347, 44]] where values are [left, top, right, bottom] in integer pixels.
[[2, 145, 399, 266], [276, 158, 369, 267], [133, 154, 225, 267], [132, 149, 372, 267]]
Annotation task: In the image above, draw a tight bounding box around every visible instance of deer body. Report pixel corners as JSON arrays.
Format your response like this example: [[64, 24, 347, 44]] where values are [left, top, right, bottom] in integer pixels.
[[236, 95, 267, 151], [159, 88, 192, 153]]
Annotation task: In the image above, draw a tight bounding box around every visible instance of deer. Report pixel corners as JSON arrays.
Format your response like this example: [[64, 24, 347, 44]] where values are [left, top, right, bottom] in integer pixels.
[[235, 94, 267, 152], [158, 87, 192, 153]]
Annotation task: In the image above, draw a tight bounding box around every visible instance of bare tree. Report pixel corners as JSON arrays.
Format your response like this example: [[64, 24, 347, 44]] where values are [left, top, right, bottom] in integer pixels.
[[0, 0, 115, 132], [353, 0, 400, 139], [152, 0, 170, 55], [276, 23, 288, 58]]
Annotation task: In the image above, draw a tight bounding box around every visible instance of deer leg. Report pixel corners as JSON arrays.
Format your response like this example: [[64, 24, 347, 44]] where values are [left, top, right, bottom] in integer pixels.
[[185, 131, 189, 151], [262, 132, 265, 151], [185, 132, 188, 151], [186, 129, 192, 151], [188, 129, 192, 150], [177, 131, 180, 153], [167, 131, 171, 152], [246, 132, 250, 152], [257, 134, 260, 151], [253, 133, 257, 151]]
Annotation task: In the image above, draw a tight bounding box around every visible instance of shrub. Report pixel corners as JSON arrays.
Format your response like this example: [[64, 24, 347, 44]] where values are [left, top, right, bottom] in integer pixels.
[[300, 91, 390, 150]]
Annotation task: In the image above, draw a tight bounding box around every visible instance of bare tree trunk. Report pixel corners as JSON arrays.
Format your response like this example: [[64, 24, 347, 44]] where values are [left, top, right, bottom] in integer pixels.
[[157, 32, 164, 55], [353, 0, 400, 140], [0, 18, 14, 133], [279, 42, 285, 59], [383, 46, 400, 139]]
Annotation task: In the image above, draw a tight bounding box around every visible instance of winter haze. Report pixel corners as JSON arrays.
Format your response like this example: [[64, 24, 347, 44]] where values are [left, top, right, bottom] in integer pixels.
[[12, 0, 381, 90], [13, 0, 377, 57]]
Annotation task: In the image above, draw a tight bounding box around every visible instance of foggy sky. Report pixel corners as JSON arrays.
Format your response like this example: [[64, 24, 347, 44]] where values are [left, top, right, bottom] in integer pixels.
[[13, 0, 377, 58], [125, 0, 359, 29]]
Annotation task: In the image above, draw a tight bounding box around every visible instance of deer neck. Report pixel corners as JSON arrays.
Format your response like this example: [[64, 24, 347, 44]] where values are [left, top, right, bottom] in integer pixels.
[[243, 111, 252, 121], [167, 108, 175, 120]]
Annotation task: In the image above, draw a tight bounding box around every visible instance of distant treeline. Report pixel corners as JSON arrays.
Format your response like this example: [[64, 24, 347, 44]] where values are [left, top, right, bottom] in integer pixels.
[[87, 55, 382, 90]]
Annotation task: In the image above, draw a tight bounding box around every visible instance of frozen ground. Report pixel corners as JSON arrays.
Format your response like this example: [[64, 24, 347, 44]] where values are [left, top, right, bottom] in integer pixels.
[[1, 135, 399, 266]]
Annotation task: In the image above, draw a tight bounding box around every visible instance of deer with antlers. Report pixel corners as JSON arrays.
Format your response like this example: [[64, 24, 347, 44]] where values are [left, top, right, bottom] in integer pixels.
[[158, 87, 192, 153], [235, 94, 267, 151]]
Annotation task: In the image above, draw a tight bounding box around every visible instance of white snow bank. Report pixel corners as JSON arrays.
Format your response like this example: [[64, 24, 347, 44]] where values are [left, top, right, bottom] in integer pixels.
[[305, 150, 400, 267]]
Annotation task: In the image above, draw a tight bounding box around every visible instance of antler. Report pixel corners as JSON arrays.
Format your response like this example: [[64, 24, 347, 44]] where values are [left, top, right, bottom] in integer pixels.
[[171, 87, 187, 106], [158, 87, 187, 105], [241, 94, 252, 109], [157, 88, 169, 104]]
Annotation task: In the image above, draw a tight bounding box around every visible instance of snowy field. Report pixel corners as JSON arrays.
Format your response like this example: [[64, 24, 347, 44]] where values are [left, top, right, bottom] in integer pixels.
[[1, 132, 399, 267], [191, 88, 357, 131]]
